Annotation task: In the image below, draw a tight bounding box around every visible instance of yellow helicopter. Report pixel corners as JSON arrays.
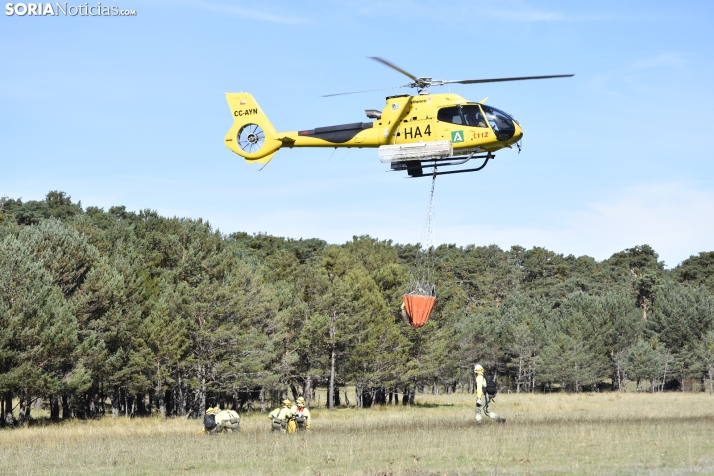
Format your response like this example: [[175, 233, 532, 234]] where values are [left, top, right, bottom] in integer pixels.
[[223, 58, 573, 177]]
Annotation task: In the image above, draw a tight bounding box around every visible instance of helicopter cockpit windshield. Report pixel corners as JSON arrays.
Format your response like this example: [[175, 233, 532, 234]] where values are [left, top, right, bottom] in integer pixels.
[[481, 105, 517, 141]]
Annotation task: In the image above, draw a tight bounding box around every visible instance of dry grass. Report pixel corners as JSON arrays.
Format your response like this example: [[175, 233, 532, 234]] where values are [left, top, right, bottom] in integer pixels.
[[1, 392, 713, 475]]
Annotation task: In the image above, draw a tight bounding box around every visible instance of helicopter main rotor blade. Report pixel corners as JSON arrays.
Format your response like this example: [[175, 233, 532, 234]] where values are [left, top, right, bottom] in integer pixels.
[[369, 57, 424, 85], [321, 84, 412, 97], [442, 74, 574, 85]]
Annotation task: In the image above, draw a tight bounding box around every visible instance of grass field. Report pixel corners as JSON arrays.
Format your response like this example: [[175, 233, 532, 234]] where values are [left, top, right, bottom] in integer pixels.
[[1, 392, 713, 475]]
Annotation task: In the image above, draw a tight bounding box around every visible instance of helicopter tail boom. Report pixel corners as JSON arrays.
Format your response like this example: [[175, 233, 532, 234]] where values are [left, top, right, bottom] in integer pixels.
[[224, 93, 283, 163]]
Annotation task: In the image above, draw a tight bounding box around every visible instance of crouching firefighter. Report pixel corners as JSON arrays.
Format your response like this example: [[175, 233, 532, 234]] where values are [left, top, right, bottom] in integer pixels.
[[289, 396, 311, 432], [203, 405, 220, 433], [474, 364, 505, 424], [203, 405, 240, 433], [269, 399, 294, 433]]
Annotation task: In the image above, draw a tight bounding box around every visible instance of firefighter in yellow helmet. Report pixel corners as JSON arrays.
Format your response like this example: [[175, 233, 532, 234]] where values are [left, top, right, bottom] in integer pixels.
[[269, 399, 294, 432], [474, 364, 505, 424], [202, 404, 221, 434], [290, 396, 311, 432]]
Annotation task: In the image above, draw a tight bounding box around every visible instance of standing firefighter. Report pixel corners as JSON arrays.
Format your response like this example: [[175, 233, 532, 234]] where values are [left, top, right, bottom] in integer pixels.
[[269, 399, 294, 432], [474, 364, 506, 424], [289, 396, 311, 432]]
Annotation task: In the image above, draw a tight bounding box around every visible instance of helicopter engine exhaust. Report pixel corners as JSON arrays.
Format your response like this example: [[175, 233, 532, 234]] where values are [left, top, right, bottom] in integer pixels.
[[365, 109, 382, 119]]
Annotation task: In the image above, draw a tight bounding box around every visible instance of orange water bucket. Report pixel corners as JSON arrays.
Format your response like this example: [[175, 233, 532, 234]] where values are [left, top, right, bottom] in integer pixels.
[[402, 294, 436, 328]]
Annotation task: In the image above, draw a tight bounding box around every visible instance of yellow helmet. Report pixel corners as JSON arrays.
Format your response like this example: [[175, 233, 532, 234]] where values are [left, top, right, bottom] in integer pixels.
[[296, 397, 306, 406], [474, 364, 484, 374], [282, 399, 291, 407]]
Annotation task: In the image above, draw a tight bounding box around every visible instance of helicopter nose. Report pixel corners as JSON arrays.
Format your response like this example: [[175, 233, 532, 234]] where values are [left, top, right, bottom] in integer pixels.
[[512, 122, 523, 143]]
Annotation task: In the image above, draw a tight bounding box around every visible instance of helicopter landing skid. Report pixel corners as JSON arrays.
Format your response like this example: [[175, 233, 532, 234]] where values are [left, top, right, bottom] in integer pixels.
[[390, 152, 494, 177]]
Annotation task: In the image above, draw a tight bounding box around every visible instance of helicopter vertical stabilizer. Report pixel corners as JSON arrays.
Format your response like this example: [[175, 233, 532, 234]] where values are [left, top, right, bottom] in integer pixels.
[[224, 93, 283, 162]]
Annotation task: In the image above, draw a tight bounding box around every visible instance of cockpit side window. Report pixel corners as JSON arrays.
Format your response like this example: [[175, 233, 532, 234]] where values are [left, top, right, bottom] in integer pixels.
[[461, 105, 488, 128], [437, 106, 463, 125]]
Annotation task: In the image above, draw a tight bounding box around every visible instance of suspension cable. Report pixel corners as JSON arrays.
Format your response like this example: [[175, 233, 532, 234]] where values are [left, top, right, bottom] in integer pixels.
[[408, 164, 437, 296]]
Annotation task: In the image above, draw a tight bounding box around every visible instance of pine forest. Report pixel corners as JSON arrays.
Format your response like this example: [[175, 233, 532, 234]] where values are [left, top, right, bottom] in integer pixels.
[[1, 191, 713, 426]]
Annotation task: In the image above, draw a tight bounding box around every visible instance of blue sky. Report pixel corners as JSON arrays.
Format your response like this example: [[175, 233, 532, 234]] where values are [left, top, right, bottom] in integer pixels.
[[2, 1, 713, 267]]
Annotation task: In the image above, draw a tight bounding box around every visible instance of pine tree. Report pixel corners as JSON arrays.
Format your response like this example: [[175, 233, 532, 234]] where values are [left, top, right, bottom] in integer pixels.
[[0, 234, 86, 424]]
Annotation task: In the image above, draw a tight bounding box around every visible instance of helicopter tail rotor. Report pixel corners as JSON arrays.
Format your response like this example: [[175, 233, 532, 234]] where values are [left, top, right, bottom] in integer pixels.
[[224, 93, 283, 163]]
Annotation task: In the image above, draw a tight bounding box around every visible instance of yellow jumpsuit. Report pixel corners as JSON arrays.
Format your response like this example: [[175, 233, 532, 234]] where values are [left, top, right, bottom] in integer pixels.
[[290, 405, 311, 432], [269, 406, 294, 432], [475, 373, 503, 423]]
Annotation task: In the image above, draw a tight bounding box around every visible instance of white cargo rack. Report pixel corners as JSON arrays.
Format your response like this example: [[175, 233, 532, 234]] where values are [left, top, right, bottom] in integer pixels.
[[378, 140, 453, 163]]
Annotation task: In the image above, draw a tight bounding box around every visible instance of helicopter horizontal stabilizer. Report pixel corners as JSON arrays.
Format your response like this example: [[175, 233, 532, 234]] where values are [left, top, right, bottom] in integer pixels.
[[256, 151, 277, 166]]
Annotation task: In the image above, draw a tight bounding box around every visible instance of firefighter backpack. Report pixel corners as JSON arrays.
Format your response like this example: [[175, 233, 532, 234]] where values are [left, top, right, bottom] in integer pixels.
[[485, 374, 498, 396], [204, 413, 217, 431]]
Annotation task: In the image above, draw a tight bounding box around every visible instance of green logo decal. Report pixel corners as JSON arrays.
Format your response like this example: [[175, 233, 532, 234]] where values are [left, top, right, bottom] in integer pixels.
[[451, 130, 464, 143]]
